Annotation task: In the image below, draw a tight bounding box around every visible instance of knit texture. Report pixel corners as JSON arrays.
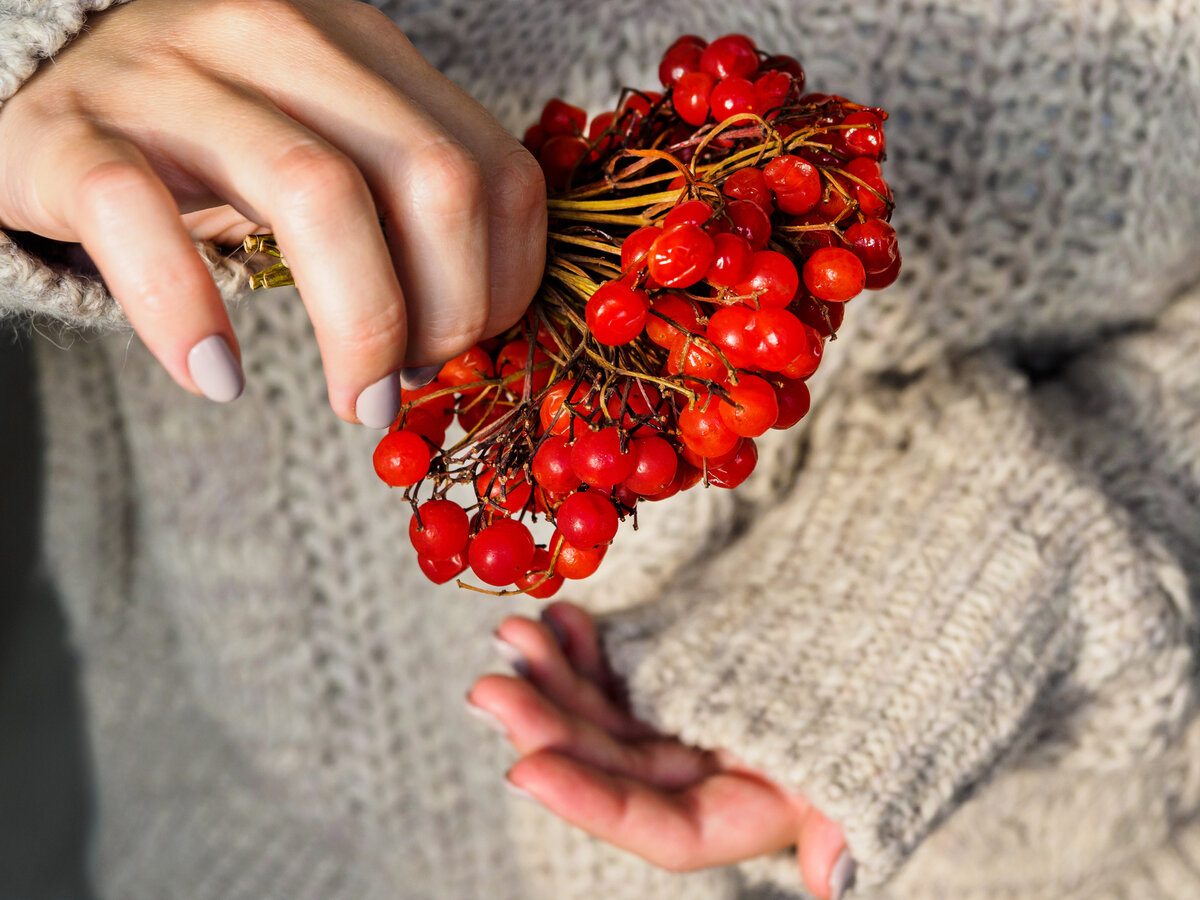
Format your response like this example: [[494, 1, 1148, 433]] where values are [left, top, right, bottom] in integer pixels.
[[5, 1, 1200, 898]]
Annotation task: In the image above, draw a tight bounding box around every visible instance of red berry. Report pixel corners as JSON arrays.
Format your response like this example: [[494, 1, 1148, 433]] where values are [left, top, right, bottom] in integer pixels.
[[764, 155, 821, 214], [550, 532, 607, 579], [538, 135, 589, 189], [439, 346, 494, 395], [409, 500, 470, 560], [571, 426, 637, 487], [667, 338, 729, 385], [540, 98, 587, 136], [469, 519, 536, 587], [646, 458, 703, 500], [620, 91, 661, 117], [841, 111, 885, 159], [605, 384, 665, 436], [373, 430, 430, 486], [678, 392, 741, 458], [586, 282, 650, 345], [515, 548, 564, 599], [748, 307, 809, 371], [864, 251, 902, 290], [764, 54, 806, 91], [706, 232, 755, 287], [721, 167, 774, 214], [399, 382, 455, 424], [815, 174, 854, 222], [646, 293, 701, 348], [418, 549, 468, 585], [719, 374, 779, 437], [722, 199, 772, 251], [733, 250, 799, 308], [778, 327, 825, 379], [540, 382, 598, 436], [458, 395, 515, 435], [623, 436, 679, 496], [475, 467, 532, 515], [705, 305, 758, 369], [555, 491, 619, 549], [621, 225, 663, 273], [659, 41, 704, 87], [648, 224, 715, 289], [401, 409, 448, 445], [664, 199, 719, 232], [672, 71, 716, 126], [803, 247, 866, 302], [709, 76, 758, 120], [532, 435, 581, 494], [522, 124, 547, 155], [844, 219, 899, 274], [707, 437, 758, 488], [772, 377, 811, 429], [843, 157, 891, 218], [699, 34, 759, 80], [794, 295, 844, 337], [497, 338, 552, 396], [753, 70, 792, 115]]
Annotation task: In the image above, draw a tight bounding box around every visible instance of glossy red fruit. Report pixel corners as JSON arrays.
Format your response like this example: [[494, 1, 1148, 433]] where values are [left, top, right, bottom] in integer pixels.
[[707, 438, 758, 488], [673, 71, 716, 126], [401, 409, 448, 445], [469, 519, 536, 587], [439, 346, 494, 395], [418, 549, 467, 585], [772, 377, 812, 429], [458, 395, 515, 435], [845, 219, 899, 274], [678, 392, 741, 458], [706, 232, 755, 287], [841, 111, 885, 159], [532, 435, 581, 494], [515, 548, 564, 599], [586, 282, 650, 345], [719, 374, 779, 437], [733, 251, 800, 308], [497, 338, 552, 397], [844, 157, 891, 218], [699, 34, 759, 80], [779, 327, 825, 379], [667, 338, 730, 385], [814, 174, 854, 222], [571, 427, 637, 487], [764, 154, 821, 214], [646, 458, 703, 500], [659, 41, 705, 87], [373, 430, 430, 487], [648, 224, 716, 289], [794, 295, 845, 337], [550, 532, 608, 579], [753, 70, 792, 114], [865, 251, 902, 290], [764, 54, 805, 91], [605, 385, 665, 436], [522, 124, 547, 155], [475, 467, 532, 515], [722, 199, 772, 250], [748, 307, 809, 371], [709, 76, 758, 120], [664, 199, 719, 232], [803, 247, 866, 302], [646, 293, 701, 348], [623, 436, 679, 496], [538, 135, 589, 189], [621, 225, 663, 273], [399, 382, 455, 425], [540, 382, 599, 436], [555, 491, 619, 549], [540, 98, 587, 136], [721, 167, 774, 214], [705, 305, 758, 369], [409, 499, 470, 560]]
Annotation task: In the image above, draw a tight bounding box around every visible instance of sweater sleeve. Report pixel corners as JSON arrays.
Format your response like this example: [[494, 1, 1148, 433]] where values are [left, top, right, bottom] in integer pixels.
[[596, 286, 1200, 893], [0, 0, 253, 329]]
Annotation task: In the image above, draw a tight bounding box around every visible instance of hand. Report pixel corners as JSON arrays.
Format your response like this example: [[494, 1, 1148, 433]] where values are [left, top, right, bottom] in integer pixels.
[[467, 601, 856, 900], [0, 0, 545, 424]]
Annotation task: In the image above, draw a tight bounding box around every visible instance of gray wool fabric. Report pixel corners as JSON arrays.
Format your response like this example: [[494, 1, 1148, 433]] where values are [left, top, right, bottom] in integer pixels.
[[3, 1, 1200, 898]]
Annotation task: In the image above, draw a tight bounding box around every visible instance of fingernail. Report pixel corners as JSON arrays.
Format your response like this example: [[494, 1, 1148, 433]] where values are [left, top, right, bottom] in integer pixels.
[[355, 372, 401, 429], [463, 696, 507, 735], [504, 774, 537, 802], [829, 849, 857, 900], [187, 335, 244, 403], [540, 611, 568, 650], [400, 364, 441, 390], [492, 634, 530, 676]]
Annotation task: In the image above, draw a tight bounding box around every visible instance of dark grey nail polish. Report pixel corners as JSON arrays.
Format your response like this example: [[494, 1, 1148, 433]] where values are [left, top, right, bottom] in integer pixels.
[[830, 849, 857, 900], [400, 365, 441, 391]]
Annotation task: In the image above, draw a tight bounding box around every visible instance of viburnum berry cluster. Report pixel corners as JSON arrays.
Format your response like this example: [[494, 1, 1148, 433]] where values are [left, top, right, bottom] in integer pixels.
[[246, 33, 900, 596]]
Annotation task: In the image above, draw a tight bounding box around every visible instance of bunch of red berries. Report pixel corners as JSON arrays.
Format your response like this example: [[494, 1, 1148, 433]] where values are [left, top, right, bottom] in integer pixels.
[[251, 33, 900, 596]]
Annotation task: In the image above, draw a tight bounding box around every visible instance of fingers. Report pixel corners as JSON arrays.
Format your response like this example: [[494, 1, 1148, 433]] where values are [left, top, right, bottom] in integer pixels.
[[797, 808, 850, 900], [507, 751, 801, 872], [494, 614, 656, 741], [37, 123, 242, 401], [470, 673, 717, 791], [541, 601, 612, 690]]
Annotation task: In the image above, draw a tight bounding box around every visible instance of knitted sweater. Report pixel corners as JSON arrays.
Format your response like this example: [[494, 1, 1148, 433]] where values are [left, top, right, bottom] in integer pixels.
[[3, 1, 1200, 898]]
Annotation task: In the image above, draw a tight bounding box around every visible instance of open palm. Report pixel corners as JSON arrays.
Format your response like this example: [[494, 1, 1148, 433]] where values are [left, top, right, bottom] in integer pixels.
[[468, 601, 853, 899]]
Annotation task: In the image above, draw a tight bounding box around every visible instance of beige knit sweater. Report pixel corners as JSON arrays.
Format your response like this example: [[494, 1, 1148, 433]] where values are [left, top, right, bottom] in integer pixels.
[[3, 1, 1200, 898]]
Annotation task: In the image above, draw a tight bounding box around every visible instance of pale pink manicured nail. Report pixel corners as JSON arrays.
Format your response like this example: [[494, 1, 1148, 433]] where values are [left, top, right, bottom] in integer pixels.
[[355, 372, 401, 429], [463, 697, 507, 735], [504, 775, 536, 802], [830, 849, 857, 900], [492, 634, 530, 676], [187, 335, 243, 403]]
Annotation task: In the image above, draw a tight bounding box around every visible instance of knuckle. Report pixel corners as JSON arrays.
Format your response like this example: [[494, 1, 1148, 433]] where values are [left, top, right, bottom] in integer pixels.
[[206, 0, 314, 37], [274, 143, 368, 219], [323, 301, 407, 361], [420, 320, 488, 364], [490, 145, 547, 228], [74, 159, 153, 219], [406, 141, 486, 223]]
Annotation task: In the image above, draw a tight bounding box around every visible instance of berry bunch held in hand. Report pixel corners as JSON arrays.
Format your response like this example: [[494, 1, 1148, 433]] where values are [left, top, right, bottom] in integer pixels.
[[247, 33, 900, 596]]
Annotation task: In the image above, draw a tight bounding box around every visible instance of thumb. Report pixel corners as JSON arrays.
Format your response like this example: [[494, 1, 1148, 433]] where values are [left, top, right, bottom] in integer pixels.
[[797, 807, 854, 900]]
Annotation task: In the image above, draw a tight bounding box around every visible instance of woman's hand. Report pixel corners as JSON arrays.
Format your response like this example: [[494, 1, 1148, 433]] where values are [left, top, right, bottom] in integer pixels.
[[0, 0, 546, 424], [467, 601, 856, 900]]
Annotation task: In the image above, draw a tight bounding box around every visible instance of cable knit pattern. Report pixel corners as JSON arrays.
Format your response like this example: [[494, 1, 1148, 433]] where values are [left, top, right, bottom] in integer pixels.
[[4, 1, 1200, 898]]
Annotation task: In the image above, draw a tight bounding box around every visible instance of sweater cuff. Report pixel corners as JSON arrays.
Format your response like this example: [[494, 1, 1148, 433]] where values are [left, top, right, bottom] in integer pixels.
[[597, 351, 1191, 892]]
